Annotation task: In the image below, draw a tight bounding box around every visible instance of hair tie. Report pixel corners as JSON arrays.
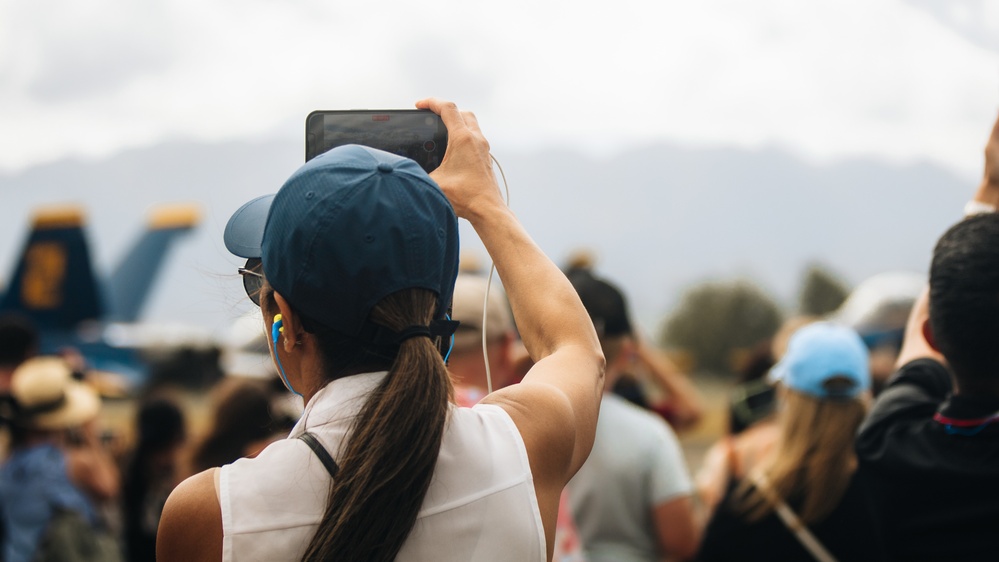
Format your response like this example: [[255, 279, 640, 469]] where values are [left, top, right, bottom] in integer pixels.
[[395, 325, 433, 344]]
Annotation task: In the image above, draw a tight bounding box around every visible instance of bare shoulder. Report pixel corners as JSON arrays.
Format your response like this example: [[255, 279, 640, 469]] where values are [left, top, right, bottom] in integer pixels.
[[482, 380, 578, 481], [157, 468, 223, 562]]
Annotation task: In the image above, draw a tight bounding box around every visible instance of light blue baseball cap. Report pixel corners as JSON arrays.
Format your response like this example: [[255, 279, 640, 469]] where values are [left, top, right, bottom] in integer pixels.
[[768, 322, 871, 400]]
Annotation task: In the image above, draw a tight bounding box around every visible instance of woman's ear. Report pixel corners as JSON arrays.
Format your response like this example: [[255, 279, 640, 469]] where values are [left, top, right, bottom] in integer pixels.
[[273, 292, 303, 352]]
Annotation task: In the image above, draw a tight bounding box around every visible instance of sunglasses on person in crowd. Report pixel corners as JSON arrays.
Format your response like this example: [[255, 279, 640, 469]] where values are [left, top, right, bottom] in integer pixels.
[[238, 258, 264, 306]]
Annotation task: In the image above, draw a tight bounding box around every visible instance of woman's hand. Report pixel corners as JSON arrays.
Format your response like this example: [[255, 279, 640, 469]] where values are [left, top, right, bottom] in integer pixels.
[[415, 98, 505, 221]]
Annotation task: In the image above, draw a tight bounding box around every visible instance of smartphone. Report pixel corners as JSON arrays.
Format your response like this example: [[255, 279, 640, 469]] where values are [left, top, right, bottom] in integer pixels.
[[306, 110, 447, 173]]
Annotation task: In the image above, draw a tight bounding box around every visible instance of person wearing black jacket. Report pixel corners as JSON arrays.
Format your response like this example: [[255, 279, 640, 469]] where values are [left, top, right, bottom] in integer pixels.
[[855, 112, 999, 561]]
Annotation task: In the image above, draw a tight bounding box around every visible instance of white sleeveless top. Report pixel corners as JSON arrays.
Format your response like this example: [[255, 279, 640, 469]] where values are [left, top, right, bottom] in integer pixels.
[[219, 372, 546, 561]]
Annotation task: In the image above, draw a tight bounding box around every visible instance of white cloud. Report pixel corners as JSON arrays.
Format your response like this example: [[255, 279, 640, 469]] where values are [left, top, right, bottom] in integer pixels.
[[0, 0, 996, 175]]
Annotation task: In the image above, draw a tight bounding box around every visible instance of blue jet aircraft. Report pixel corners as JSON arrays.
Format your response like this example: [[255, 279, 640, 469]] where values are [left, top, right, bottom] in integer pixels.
[[0, 204, 199, 383]]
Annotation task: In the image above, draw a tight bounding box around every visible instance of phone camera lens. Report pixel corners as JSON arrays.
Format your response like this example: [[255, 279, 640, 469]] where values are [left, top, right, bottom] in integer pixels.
[[423, 140, 436, 152]]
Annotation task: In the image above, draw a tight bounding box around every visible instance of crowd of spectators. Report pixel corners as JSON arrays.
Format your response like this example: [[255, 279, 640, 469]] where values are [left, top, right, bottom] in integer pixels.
[[0, 107, 996, 561]]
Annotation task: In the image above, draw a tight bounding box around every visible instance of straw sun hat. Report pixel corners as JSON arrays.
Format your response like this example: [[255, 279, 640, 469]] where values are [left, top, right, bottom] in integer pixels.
[[9, 357, 100, 431]]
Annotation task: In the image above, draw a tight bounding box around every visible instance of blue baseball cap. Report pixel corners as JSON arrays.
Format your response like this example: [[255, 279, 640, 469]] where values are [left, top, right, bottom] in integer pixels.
[[768, 322, 871, 400], [223, 144, 460, 338]]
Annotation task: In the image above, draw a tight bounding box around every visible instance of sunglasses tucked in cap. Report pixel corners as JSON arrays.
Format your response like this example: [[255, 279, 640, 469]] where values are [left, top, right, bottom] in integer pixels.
[[768, 322, 871, 400], [224, 144, 460, 339]]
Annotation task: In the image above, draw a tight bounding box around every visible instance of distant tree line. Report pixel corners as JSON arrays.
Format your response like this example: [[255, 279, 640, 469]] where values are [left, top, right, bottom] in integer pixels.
[[660, 263, 849, 376]]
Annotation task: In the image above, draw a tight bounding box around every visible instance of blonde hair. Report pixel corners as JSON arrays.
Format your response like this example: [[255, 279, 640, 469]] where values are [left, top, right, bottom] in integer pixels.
[[736, 388, 867, 524]]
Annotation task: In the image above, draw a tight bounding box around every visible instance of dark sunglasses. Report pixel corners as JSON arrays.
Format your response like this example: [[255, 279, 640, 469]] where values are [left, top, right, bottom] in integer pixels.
[[237, 258, 265, 306]]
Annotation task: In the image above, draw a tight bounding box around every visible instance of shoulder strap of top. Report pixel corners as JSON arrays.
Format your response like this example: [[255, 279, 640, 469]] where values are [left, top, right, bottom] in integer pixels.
[[298, 432, 339, 478]]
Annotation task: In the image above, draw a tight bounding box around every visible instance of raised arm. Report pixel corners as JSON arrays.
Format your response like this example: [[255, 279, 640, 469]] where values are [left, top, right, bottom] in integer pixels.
[[971, 112, 999, 209], [64, 419, 120, 502], [416, 99, 605, 483], [633, 333, 704, 429]]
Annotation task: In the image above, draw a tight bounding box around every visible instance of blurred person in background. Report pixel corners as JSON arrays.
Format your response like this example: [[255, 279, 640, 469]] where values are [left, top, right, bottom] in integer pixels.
[[697, 322, 884, 561], [832, 272, 924, 396], [449, 273, 586, 562], [123, 397, 186, 562], [447, 274, 519, 406], [0, 316, 40, 462], [855, 113, 999, 561], [616, 333, 704, 431], [0, 316, 38, 395], [565, 261, 703, 431], [696, 268, 920, 517], [567, 270, 699, 562], [695, 316, 815, 516], [0, 357, 121, 562], [189, 378, 293, 473]]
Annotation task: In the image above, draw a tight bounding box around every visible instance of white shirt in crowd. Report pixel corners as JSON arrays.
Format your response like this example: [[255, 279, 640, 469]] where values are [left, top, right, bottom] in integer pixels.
[[568, 393, 694, 562]]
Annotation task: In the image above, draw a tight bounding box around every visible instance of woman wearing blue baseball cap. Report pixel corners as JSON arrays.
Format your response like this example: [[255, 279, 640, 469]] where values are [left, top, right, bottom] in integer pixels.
[[698, 322, 886, 562], [157, 99, 605, 562]]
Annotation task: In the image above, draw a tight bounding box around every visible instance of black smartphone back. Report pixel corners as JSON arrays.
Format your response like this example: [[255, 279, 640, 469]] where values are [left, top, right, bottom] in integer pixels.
[[306, 110, 447, 173]]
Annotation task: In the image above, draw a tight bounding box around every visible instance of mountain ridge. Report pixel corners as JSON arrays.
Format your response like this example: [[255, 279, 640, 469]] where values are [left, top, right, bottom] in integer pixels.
[[0, 137, 971, 336]]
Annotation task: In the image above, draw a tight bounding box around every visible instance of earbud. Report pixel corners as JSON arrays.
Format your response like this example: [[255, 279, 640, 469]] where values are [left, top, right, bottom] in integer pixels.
[[269, 313, 302, 398], [271, 313, 284, 344]]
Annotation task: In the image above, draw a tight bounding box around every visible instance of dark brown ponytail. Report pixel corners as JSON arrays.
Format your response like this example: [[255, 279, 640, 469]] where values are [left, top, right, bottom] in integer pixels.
[[301, 288, 453, 562]]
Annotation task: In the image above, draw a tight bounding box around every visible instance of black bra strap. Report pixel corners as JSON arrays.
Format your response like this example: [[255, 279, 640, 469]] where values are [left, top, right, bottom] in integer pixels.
[[298, 432, 339, 478]]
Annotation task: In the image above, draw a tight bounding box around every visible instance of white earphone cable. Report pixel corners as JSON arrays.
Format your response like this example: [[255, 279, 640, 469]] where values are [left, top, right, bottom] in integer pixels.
[[483, 154, 510, 395]]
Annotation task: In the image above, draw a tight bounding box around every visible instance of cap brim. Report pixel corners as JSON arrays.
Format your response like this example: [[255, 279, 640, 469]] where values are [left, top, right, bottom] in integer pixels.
[[224, 195, 275, 258]]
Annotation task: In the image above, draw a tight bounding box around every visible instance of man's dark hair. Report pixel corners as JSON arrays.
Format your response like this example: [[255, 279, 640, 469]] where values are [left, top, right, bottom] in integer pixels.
[[929, 214, 999, 380], [566, 268, 632, 339], [0, 315, 38, 367]]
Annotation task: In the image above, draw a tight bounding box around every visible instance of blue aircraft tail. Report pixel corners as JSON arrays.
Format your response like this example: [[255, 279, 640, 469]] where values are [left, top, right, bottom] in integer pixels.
[[1, 204, 200, 330], [0, 207, 104, 330], [106, 204, 200, 322], [0, 204, 200, 384]]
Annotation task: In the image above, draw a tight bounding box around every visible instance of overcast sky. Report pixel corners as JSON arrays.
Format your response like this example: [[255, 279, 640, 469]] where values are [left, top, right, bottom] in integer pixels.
[[1, 0, 998, 178]]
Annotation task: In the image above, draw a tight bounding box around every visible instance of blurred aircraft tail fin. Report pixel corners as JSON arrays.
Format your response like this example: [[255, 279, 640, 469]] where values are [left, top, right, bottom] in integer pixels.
[[106, 204, 200, 322], [0, 206, 104, 329]]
